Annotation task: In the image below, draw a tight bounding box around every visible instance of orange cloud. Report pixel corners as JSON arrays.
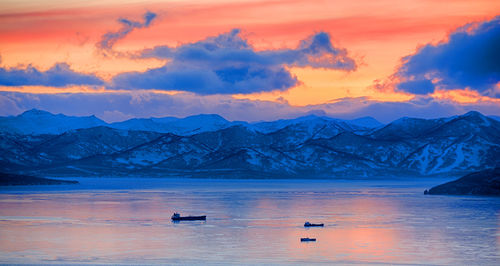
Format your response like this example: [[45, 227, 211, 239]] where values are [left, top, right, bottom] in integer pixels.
[[1, 0, 499, 107], [431, 89, 500, 104]]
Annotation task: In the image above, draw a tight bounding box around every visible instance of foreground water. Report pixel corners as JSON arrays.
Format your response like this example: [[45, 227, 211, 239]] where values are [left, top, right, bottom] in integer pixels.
[[1, 178, 500, 265]]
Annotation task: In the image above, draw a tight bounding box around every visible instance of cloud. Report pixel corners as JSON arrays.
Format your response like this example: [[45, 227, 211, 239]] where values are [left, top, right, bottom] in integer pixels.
[[0, 63, 104, 87], [396, 79, 435, 95], [1, 91, 498, 124], [111, 29, 356, 94], [97, 11, 157, 51], [395, 16, 500, 97]]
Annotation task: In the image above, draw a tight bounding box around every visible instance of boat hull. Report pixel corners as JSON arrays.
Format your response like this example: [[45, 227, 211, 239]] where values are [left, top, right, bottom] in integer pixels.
[[172, 215, 206, 221], [304, 223, 324, 227]]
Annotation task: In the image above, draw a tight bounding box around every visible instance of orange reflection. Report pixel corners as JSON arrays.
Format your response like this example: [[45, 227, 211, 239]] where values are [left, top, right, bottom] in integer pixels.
[[289, 197, 400, 263], [233, 192, 407, 264], [287, 227, 399, 263], [1, 183, 499, 264]]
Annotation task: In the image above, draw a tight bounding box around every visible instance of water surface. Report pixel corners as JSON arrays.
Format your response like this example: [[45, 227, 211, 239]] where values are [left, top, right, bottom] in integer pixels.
[[1, 178, 499, 265]]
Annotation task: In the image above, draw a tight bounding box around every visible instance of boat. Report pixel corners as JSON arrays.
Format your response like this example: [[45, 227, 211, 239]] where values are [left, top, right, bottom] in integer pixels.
[[304, 221, 324, 227], [171, 212, 206, 221], [300, 237, 316, 242]]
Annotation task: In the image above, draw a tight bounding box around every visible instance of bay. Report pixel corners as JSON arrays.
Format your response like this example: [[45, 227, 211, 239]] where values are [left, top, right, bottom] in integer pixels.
[[1, 177, 499, 265]]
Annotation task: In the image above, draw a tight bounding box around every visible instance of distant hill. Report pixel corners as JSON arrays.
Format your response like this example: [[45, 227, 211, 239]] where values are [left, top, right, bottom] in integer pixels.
[[249, 115, 378, 134], [0, 109, 382, 136], [0, 110, 498, 179], [0, 172, 78, 186], [110, 114, 245, 135], [426, 167, 500, 196], [0, 109, 106, 135]]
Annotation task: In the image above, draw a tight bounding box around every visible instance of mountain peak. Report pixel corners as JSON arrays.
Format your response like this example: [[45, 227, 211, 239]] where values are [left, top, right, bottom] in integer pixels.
[[3, 109, 105, 135], [462, 110, 484, 118], [185, 113, 227, 121], [20, 109, 53, 117], [179, 114, 230, 126], [303, 109, 327, 117], [457, 110, 493, 127]]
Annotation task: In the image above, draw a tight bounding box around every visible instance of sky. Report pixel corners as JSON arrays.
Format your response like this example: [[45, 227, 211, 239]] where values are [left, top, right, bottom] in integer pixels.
[[0, 0, 499, 122]]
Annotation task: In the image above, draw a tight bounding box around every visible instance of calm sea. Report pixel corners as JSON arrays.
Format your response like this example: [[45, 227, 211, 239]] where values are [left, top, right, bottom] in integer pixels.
[[1, 177, 499, 265]]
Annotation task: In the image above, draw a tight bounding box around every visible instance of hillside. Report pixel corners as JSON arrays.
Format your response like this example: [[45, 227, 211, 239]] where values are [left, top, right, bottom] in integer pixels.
[[426, 167, 500, 196], [0, 111, 498, 178]]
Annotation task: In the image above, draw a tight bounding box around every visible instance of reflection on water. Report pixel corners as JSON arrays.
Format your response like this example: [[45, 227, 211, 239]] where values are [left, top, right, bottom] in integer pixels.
[[1, 178, 500, 265]]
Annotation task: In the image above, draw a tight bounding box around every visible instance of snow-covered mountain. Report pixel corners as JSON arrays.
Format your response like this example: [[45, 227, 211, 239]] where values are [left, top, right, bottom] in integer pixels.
[[110, 114, 245, 135], [0, 110, 498, 178], [0, 109, 382, 136], [0, 109, 106, 135], [490, 115, 500, 122], [249, 115, 381, 134]]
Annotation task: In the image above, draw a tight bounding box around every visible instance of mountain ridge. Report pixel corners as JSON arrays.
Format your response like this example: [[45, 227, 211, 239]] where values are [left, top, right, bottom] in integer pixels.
[[0, 110, 498, 179], [1, 109, 383, 135]]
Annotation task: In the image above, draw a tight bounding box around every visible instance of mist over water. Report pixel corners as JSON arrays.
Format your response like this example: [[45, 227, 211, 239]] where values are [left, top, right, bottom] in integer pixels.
[[1, 178, 499, 265]]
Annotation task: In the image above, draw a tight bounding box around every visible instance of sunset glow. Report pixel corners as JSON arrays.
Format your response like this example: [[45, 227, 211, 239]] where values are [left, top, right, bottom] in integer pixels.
[[1, 0, 499, 121]]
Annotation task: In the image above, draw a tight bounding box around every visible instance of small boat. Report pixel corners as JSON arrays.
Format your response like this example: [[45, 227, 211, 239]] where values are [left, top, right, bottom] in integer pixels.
[[304, 221, 324, 227], [301, 237, 316, 242], [171, 212, 206, 221]]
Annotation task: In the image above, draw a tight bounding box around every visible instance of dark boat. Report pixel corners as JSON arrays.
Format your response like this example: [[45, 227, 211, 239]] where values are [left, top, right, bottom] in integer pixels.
[[304, 221, 324, 227], [171, 212, 206, 221], [301, 237, 316, 242]]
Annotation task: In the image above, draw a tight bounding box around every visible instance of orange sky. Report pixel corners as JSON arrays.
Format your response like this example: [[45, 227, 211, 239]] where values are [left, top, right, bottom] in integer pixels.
[[0, 0, 499, 109]]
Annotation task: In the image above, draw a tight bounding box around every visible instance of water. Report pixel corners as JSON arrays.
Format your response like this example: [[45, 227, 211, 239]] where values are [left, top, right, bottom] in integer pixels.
[[1, 178, 500, 265]]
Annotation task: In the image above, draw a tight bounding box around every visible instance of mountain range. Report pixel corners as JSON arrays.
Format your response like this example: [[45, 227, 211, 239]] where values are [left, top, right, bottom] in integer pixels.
[[0, 109, 383, 135], [0, 109, 499, 178]]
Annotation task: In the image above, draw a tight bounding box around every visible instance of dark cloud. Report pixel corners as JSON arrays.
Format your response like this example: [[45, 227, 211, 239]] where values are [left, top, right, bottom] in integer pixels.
[[97, 11, 157, 51], [291, 31, 356, 69], [112, 29, 356, 94], [2, 91, 498, 124], [112, 64, 297, 95], [396, 79, 435, 95], [0, 63, 103, 87], [140, 30, 356, 69], [396, 16, 500, 97]]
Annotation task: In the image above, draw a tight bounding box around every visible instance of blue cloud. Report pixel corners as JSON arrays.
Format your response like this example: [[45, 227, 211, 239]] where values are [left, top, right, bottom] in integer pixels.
[[396, 79, 435, 95], [140, 30, 355, 69], [98, 11, 157, 51], [396, 16, 500, 97], [292, 31, 356, 69], [0, 63, 103, 87], [112, 29, 356, 94], [112, 64, 297, 95]]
